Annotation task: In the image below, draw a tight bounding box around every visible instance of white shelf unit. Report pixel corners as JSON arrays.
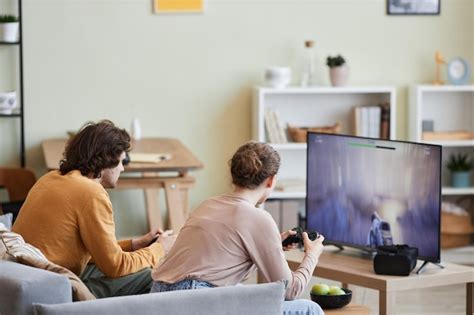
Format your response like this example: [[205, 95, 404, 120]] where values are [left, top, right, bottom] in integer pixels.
[[409, 85, 474, 196], [252, 86, 397, 199]]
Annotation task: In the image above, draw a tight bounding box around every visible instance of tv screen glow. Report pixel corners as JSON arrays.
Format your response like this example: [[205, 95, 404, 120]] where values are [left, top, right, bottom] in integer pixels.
[[306, 133, 442, 262]]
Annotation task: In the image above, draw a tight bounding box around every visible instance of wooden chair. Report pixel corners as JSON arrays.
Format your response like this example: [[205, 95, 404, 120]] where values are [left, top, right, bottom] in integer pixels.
[[0, 167, 36, 202]]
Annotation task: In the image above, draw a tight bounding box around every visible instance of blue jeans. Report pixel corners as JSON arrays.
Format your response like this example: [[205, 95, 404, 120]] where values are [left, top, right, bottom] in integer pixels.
[[150, 279, 215, 292], [150, 279, 324, 315]]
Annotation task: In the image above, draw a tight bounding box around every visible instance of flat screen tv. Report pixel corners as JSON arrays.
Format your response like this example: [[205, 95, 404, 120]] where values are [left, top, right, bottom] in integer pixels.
[[306, 132, 442, 263]]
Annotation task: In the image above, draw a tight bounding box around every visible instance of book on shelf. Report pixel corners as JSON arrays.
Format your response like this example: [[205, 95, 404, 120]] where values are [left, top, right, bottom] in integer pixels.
[[353, 103, 390, 139], [264, 109, 288, 143], [380, 102, 390, 139], [422, 130, 473, 141]]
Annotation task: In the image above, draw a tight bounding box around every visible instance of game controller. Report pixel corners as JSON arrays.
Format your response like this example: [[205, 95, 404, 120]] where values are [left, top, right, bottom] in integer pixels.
[[282, 227, 320, 247]]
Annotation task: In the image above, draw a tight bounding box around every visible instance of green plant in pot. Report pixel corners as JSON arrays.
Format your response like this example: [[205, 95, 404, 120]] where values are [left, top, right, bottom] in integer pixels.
[[446, 153, 472, 188], [326, 55, 349, 87], [0, 14, 19, 43]]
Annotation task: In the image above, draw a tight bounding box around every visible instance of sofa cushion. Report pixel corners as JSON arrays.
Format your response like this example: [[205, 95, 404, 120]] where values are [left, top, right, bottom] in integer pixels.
[[0, 226, 48, 262], [0, 260, 72, 315], [34, 282, 285, 315], [16, 253, 96, 301], [0, 212, 13, 230]]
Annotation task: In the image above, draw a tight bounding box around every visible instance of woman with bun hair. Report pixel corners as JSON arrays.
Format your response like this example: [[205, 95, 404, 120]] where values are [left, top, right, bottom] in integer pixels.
[[151, 141, 325, 314]]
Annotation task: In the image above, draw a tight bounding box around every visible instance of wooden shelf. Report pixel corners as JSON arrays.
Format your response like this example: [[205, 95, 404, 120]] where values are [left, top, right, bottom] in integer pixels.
[[0, 112, 21, 117], [270, 143, 307, 150], [424, 140, 474, 147], [416, 84, 474, 92], [253, 86, 397, 182], [257, 86, 395, 94], [0, 41, 20, 45], [269, 191, 306, 199], [442, 187, 474, 196]]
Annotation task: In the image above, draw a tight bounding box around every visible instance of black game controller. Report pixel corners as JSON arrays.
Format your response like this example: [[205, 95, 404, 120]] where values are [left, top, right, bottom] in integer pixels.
[[282, 227, 320, 247]]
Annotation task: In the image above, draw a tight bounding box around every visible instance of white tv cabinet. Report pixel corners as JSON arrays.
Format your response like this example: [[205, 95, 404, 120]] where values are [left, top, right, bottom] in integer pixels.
[[409, 85, 474, 196], [252, 86, 397, 199]]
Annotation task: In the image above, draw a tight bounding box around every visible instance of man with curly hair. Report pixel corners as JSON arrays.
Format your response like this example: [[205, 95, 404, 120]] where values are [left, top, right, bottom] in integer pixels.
[[13, 120, 175, 298]]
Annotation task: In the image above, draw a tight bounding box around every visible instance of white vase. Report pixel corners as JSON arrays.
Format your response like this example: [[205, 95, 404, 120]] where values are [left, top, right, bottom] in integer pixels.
[[131, 118, 142, 141], [329, 65, 349, 87], [0, 91, 17, 114], [0, 22, 19, 42]]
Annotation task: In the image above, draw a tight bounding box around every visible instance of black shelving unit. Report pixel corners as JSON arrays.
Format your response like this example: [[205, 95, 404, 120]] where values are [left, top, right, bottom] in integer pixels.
[[1, 0, 25, 166]]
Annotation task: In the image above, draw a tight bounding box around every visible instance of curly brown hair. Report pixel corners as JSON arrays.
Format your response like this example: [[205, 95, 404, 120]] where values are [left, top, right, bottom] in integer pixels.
[[229, 141, 280, 189], [59, 120, 131, 178]]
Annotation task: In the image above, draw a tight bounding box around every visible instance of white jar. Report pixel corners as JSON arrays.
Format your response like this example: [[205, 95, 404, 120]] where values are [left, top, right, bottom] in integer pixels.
[[131, 118, 142, 140], [265, 67, 291, 89]]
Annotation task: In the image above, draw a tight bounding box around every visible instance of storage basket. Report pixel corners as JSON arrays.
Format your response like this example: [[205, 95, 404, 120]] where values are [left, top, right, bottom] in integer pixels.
[[287, 122, 342, 143], [441, 212, 474, 249]]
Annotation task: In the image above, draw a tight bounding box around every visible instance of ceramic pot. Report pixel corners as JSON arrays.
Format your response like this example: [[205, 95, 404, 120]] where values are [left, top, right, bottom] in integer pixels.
[[0, 22, 19, 42], [451, 171, 471, 188], [0, 91, 17, 114], [329, 65, 349, 87], [265, 67, 291, 89]]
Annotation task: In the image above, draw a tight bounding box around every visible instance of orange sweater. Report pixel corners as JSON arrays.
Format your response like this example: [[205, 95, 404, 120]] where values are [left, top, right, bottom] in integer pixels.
[[13, 170, 164, 277]]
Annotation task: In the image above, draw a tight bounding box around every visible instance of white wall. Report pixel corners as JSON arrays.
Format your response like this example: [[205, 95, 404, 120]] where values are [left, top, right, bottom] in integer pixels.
[[1, 0, 473, 236]]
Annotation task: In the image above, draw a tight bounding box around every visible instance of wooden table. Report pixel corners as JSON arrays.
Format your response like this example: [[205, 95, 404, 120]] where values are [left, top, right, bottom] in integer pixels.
[[286, 248, 474, 315], [42, 138, 203, 231]]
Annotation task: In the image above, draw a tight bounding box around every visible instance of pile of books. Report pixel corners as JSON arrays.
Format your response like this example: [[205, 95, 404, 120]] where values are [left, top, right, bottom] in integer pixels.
[[353, 102, 390, 139], [265, 109, 288, 143]]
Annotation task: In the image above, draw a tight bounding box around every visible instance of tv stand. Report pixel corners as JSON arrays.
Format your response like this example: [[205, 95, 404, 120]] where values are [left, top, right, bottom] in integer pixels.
[[416, 260, 445, 274], [331, 244, 344, 251], [285, 249, 474, 315]]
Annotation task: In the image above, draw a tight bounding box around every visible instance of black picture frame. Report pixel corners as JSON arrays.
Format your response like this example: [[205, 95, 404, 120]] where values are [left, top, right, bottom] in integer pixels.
[[387, 0, 440, 15]]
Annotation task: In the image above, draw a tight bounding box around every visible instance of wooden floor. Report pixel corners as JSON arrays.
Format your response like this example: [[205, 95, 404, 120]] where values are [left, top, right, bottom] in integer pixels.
[[245, 246, 474, 315]]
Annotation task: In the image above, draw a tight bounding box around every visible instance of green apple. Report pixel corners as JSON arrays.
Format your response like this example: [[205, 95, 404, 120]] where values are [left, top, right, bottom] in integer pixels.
[[328, 287, 345, 295], [329, 285, 341, 291], [311, 283, 330, 295]]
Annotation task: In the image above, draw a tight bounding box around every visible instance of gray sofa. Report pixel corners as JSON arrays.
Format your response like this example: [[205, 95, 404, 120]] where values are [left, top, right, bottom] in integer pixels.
[[0, 260, 285, 315]]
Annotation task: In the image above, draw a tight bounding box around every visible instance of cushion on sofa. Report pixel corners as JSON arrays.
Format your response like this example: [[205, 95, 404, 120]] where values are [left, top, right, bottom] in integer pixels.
[[16, 253, 96, 301], [0, 260, 72, 315], [0, 226, 48, 262], [0, 212, 13, 230], [33, 282, 285, 315]]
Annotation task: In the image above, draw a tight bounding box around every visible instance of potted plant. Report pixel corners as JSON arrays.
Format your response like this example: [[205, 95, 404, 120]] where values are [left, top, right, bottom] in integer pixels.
[[446, 153, 472, 187], [0, 14, 19, 43], [326, 55, 349, 87]]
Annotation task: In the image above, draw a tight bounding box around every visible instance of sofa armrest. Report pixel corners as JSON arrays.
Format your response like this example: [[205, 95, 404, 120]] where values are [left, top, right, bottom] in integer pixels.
[[34, 282, 285, 315], [0, 260, 72, 315]]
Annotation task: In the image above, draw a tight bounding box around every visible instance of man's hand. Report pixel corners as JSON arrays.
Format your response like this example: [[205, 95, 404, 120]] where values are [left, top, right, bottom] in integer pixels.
[[155, 230, 176, 255], [303, 232, 324, 259], [281, 229, 298, 251], [131, 228, 164, 251]]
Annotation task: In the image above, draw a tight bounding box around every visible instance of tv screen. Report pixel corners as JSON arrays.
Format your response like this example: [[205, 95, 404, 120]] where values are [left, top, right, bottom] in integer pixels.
[[306, 133, 442, 263]]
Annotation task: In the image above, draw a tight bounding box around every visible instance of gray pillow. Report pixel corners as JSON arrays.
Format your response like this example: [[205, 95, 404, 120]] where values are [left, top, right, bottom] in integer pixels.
[[0, 213, 13, 230]]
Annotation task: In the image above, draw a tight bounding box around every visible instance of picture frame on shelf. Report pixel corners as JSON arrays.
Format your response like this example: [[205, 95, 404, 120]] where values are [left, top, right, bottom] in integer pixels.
[[153, 0, 205, 14], [387, 0, 440, 15]]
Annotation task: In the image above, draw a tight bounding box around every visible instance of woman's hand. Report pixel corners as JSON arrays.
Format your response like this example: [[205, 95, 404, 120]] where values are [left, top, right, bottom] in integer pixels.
[[281, 229, 298, 251], [303, 232, 324, 259], [155, 230, 177, 255]]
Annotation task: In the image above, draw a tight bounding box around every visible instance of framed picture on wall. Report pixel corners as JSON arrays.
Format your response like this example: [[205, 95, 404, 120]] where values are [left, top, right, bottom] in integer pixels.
[[154, 0, 204, 14], [387, 0, 440, 15]]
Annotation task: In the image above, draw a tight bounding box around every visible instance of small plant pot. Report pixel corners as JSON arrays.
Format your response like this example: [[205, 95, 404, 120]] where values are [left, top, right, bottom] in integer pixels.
[[451, 171, 471, 188], [329, 65, 349, 87], [0, 22, 19, 42]]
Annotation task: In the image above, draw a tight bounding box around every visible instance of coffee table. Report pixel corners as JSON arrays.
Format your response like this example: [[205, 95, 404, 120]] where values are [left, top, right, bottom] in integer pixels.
[[286, 248, 474, 315]]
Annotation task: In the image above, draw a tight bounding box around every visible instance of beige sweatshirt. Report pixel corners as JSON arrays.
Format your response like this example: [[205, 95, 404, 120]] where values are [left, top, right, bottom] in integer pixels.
[[13, 170, 164, 277], [152, 193, 318, 300]]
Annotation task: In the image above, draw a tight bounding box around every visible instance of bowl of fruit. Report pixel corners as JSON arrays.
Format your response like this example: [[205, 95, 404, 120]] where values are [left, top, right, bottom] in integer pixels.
[[310, 283, 352, 309]]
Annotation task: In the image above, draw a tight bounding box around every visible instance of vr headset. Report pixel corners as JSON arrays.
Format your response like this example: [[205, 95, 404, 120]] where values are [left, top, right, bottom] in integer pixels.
[[373, 244, 418, 276]]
